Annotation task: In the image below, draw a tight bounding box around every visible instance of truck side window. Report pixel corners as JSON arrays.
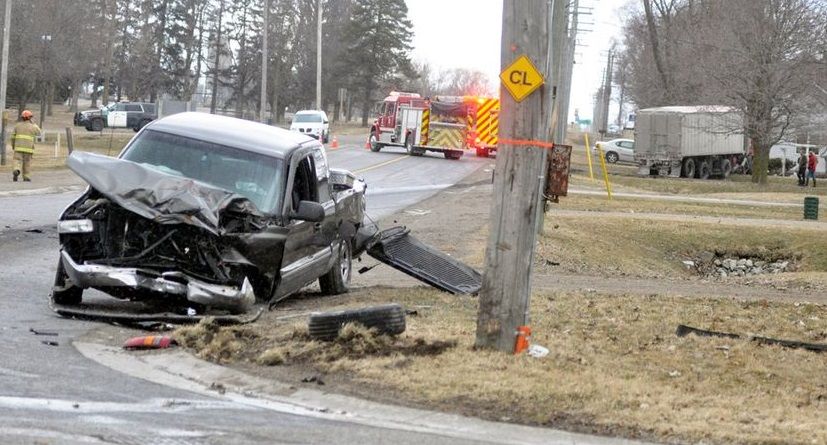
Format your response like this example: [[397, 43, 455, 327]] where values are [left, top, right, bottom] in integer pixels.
[[291, 156, 319, 213], [385, 102, 395, 117], [313, 147, 331, 203]]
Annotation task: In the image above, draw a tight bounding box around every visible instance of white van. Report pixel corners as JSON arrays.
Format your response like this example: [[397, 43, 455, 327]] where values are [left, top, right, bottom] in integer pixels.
[[290, 110, 329, 143]]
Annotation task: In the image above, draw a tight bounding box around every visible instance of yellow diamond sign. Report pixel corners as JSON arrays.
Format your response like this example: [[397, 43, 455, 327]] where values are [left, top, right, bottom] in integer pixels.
[[500, 55, 545, 102]]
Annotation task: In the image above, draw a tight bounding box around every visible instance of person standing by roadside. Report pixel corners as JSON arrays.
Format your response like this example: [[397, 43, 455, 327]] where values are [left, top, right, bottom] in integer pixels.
[[11, 110, 41, 182], [806, 150, 818, 187], [797, 149, 808, 186]]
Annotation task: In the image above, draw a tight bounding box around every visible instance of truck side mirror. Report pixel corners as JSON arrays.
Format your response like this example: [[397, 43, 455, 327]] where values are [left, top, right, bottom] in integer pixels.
[[291, 200, 325, 222]]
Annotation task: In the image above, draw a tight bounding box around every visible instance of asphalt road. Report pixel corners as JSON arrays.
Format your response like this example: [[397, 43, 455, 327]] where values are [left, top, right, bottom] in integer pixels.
[[0, 134, 494, 444]]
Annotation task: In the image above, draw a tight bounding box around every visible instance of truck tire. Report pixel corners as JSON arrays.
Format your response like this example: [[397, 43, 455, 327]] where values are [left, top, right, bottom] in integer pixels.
[[682, 158, 696, 178], [444, 150, 462, 160], [51, 259, 83, 305], [369, 133, 381, 152], [699, 160, 711, 180], [133, 119, 151, 132], [605, 151, 619, 163], [405, 135, 413, 155], [720, 159, 732, 179], [323, 131, 330, 144], [319, 238, 352, 295], [90, 118, 104, 132], [308, 304, 406, 341]]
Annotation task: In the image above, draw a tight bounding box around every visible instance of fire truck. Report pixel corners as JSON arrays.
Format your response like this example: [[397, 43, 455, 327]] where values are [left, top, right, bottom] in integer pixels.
[[367, 92, 499, 159]]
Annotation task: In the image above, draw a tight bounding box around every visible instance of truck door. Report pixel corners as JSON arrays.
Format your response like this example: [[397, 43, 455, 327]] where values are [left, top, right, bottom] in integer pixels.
[[124, 104, 143, 128], [107, 103, 128, 128], [276, 153, 331, 299]]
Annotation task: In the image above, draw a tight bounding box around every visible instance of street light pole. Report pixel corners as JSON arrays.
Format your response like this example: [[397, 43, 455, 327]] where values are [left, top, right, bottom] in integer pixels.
[[0, 0, 11, 166], [259, 0, 269, 123], [316, 0, 322, 111]]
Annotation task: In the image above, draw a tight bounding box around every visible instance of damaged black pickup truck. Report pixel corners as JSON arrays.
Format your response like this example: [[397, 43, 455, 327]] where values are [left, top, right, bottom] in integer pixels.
[[53, 112, 366, 313]]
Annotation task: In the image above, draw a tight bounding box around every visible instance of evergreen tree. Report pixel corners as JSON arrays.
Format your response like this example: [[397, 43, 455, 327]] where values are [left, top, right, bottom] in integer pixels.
[[341, 0, 414, 125]]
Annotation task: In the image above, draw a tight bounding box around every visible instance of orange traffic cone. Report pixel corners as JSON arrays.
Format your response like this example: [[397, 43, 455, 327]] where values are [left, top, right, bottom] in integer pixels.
[[514, 326, 531, 354], [365, 139, 371, 149], [330, 136, 339, 149]]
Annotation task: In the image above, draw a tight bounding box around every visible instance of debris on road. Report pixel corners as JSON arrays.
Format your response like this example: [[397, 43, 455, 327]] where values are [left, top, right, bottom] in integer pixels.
[[301, 375, 325, 385], [29, 328, 58, 336], [366, 227, 482, 294], [308, 304, 406, 341], [676, 324, 827, 352], [123, 335, 178, 350], [527, 344, 550, 358], [41, 340, 59, 347], [51, 302, 264, 326]]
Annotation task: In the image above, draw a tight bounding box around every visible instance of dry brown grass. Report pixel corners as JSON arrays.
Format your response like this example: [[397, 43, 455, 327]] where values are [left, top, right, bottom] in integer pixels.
[[557, 193, 803, 221], [537, 214, 827, 278], [175, 288, 827, 444]]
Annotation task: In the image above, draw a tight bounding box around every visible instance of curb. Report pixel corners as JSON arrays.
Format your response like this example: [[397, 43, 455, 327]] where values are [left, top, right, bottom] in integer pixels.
[[74, 342, 652, 445], [0, 185, 84, 198]]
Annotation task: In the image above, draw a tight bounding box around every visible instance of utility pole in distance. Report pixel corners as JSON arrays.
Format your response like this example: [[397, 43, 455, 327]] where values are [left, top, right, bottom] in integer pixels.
[[259, 0, 269, 123], [0, 0, 11, 165], [476, 0, 556, 352], [315, 0, 322, 111]]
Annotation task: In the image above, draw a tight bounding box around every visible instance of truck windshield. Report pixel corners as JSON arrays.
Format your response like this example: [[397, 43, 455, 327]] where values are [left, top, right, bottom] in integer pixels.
[[293, 113, 323, 123], [122, 130, 284, 213]]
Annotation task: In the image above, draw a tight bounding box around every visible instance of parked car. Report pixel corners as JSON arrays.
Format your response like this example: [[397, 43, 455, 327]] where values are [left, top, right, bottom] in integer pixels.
[[53, 112, 366, 313], [594, 138, 635, 163], [290, 110, 329, 143], [74, 102, 157, 132]]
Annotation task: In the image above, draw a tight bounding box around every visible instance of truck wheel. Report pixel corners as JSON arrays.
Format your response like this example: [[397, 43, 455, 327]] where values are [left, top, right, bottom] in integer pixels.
[[319, 238, 352, 295], [323, 131, 330, 144], [605, 151, 619, 163], [308, 304, 406, 341], [51, 259, 83, 305], [133, 119, 151, 132], [720, 159, 732, 179], [405, 135, 413, 155], [90, 118, 104, 132], [369, 134, 381, 152], [682, 158, 696, 178], [444, 151, 462, 160], [699, 160, 711, 180]]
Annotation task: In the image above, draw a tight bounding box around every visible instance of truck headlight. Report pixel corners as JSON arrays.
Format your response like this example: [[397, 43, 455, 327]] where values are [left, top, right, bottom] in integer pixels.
[[57, 219, 94, 234]]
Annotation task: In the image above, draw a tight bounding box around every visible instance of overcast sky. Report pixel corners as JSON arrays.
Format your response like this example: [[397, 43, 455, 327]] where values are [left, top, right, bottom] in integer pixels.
[[407, 0, 630, 122]]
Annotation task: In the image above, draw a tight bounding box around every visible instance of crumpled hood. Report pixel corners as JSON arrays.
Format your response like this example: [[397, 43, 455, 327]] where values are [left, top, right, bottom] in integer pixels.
[[66, 151, 263, 235]]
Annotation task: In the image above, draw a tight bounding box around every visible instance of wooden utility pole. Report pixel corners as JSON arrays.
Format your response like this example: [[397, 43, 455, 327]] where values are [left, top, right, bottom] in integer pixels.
[[475, 0, 557, 352]]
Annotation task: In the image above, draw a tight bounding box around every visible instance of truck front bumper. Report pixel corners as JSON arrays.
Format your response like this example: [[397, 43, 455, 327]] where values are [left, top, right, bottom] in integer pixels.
[[60, 250, 255, 312]]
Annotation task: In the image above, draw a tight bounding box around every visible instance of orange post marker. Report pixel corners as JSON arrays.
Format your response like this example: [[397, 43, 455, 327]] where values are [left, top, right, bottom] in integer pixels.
[[514, 326, 531, 354]]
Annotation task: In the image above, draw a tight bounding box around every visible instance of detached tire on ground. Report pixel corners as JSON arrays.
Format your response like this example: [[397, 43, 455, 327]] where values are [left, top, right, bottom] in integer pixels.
[[308, 304, 406, 341]]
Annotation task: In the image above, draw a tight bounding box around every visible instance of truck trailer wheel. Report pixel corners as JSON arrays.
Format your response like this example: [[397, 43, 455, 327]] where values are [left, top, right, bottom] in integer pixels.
[[698, 160, 711, 180], [319, 238, 352, 295], [720, 159, 732, 179], [682, 158, 696, 178]]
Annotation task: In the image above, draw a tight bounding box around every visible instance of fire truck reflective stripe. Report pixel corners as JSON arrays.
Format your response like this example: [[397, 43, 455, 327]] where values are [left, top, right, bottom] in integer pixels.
[[475, 98, 499, 147], [420, 108, 430, 145], [430, 126, 464, 149]]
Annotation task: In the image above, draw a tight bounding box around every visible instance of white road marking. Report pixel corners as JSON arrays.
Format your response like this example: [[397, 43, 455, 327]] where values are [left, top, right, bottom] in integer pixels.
[[0, 367, 39, 379], [367, 184, 453, 196], [0, 396, 257, 414]]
